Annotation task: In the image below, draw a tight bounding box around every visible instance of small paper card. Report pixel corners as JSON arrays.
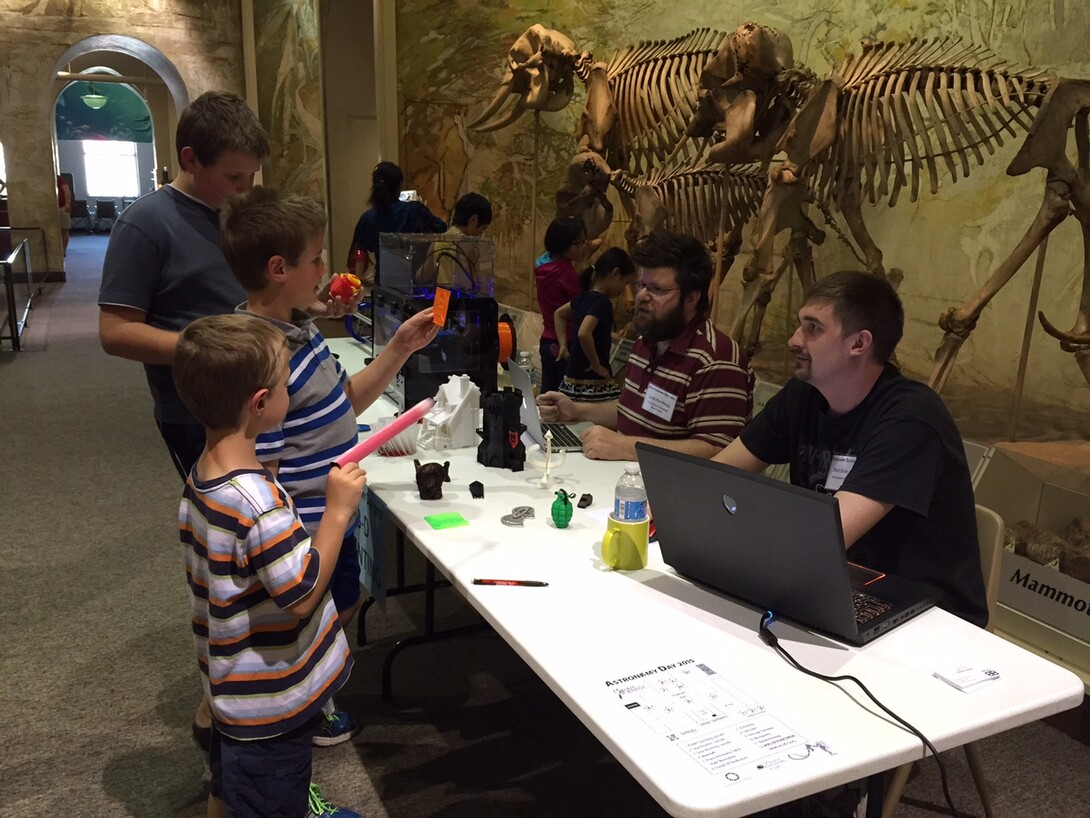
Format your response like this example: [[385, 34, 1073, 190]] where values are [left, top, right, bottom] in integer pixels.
[[933, 663, 1001, 692], [424, 512, 469, 530], [432, 287, 451, 326]]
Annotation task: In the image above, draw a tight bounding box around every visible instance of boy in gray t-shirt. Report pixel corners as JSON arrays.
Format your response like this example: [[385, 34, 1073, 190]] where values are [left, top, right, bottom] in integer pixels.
[[98, 91, 270, 480]]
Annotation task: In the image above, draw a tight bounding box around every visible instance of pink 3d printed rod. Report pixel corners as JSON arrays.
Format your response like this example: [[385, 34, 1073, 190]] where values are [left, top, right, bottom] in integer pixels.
[[334, 398, 435, 466]]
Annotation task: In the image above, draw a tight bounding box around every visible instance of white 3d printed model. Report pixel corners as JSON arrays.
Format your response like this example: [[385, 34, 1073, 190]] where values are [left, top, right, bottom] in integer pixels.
[[418, 374, 481, 451]]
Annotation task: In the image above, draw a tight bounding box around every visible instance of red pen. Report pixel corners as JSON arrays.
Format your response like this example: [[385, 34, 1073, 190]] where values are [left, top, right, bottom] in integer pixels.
[[472, 578, 549, 587]]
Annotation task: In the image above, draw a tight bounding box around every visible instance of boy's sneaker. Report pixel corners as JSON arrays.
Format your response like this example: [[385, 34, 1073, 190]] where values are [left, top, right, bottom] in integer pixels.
[[306, 782, 360, 818], [312, 709, 360, 747]]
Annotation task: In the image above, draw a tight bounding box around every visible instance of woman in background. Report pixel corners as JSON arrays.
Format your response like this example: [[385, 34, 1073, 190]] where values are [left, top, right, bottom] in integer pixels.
[[534, 216, 587, 393], [347, 161, 446, 285]]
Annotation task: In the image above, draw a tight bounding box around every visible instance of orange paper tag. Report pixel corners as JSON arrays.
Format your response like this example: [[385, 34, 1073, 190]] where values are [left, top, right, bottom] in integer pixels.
[[432, 287, 451, 326]]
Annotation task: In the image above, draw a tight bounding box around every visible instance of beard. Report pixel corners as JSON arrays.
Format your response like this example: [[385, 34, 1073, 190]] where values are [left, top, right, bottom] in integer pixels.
[[635, 300, 687, 347]]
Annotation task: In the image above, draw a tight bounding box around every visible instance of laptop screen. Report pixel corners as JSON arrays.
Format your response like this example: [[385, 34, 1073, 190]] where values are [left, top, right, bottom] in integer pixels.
[[506, 361, 547, 446], [507, 362, 583, 451], [636, 443, 864, 640]]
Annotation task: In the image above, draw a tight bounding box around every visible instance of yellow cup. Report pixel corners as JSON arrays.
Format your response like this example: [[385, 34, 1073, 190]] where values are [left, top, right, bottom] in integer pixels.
[[602, 515, 649, 571]]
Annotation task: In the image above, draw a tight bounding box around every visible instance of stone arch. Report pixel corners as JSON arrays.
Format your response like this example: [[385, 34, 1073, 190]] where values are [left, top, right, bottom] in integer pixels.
[[46, 35, 188, 113]]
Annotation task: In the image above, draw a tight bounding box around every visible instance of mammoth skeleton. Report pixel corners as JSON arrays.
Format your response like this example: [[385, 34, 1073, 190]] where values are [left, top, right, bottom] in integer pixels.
[[471, 22, 1090, 392], [743, 38, 1090, 392]]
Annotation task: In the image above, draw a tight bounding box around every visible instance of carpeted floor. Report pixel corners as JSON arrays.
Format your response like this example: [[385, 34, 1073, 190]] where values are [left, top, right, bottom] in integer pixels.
[[1, 234, 1087, 817]]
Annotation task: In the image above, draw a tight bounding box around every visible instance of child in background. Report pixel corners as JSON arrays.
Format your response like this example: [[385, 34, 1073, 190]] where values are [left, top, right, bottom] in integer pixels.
[[417, 192, 493, 287], [174, 314, 367, 818], [221, 186, 439, 747], [554, 247, 636, 402], [534, 216, 587, 393]]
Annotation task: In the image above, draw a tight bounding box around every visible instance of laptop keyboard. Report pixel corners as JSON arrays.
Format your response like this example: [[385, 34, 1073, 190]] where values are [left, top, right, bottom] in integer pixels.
[[542, 422, 583, 449], [853, 590, 894, 625]]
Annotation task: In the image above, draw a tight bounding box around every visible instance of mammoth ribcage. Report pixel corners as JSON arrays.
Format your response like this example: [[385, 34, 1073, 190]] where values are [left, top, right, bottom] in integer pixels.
[[606, 28, 726, 176], [648, 165, 768, 245], [810, 38, 1053, 208]]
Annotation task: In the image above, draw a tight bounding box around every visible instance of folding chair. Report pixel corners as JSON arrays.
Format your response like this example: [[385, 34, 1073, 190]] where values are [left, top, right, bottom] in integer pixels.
[[881, 504, 1003, 818], [70, 200, 93, 232], [93, 199, 118, 232]]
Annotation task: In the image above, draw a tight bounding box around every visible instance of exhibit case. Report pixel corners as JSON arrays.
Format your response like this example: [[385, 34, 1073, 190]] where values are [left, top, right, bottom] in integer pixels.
[[975, 447, 1090, 687]]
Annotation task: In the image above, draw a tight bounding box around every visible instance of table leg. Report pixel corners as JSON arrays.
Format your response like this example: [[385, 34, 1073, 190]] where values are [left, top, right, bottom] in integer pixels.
[[380, 560, 489, 700], [357, 528, 451, 646], [866, 770, 887, 818]]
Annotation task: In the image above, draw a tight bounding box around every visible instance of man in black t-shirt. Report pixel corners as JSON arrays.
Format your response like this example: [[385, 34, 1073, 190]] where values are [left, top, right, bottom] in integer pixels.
[[714, 271, 988, 626]]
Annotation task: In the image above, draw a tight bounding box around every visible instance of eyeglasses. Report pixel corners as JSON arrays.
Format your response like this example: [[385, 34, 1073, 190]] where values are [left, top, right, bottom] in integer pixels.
[[634, 281, 680, 298]]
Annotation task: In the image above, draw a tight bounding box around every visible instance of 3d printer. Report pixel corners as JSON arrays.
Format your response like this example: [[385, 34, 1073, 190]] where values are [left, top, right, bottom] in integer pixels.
[[370, 232, 514, 410]]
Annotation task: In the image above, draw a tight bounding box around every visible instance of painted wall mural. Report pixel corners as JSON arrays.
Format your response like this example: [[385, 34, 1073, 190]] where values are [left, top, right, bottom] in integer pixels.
[[395, 1, 1090, 417], [253, 0, 325, 203]]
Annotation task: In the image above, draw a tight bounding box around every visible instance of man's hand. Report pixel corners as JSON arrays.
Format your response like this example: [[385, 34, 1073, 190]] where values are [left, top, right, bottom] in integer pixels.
[[326, 462, 367, 521], [537, 390, 577, 422], [557, 344, 570, 361], [591, 363, 611, 379], [388, 307, 440, 353], [580, 425, 634, 461]]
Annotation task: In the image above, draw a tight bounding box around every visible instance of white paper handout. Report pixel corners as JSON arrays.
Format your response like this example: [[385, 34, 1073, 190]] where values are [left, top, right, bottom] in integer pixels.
[[605, 658, 834, 785]]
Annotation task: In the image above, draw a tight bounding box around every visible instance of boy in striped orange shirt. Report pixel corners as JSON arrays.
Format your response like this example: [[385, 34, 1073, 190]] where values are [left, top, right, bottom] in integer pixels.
[[174, 314, 366, 818]]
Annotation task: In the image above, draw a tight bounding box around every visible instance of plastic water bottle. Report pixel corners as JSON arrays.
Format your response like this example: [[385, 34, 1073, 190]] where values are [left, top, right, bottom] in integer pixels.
[[614, 464, 648, 521], [517, 350, 536, 389]]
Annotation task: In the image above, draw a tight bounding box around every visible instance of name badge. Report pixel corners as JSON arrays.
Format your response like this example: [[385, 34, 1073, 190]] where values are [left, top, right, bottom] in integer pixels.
[[824, 454, 856, 492], [641, 384, 678, 421]]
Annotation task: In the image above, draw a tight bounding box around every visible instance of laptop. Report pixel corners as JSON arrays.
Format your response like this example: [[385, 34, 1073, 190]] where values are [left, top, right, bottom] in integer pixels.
[[507, 361, 583, 451], [635, 443, 936, 646]]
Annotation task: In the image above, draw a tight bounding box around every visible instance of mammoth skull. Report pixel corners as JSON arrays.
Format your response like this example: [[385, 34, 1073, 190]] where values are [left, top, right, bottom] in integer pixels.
[[469, 24, 585, 132]]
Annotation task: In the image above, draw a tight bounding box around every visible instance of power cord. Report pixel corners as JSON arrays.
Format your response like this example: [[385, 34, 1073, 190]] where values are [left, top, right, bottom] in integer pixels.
[[758, 611, 962, 818]]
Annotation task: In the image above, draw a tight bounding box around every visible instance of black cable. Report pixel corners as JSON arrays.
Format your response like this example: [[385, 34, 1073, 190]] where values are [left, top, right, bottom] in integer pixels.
[[758, 611, 963, 818]]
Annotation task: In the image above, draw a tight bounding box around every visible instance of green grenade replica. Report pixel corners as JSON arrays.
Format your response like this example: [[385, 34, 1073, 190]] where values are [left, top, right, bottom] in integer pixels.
[[551, 490, 575, 528]]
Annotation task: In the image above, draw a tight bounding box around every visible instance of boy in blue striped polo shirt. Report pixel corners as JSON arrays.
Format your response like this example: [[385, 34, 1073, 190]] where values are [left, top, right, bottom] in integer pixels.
[[221, 186, 439, 746], [175, 314, 367, 818]]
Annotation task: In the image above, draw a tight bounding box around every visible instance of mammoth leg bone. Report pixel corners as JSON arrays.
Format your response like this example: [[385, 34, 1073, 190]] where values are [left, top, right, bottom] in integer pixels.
[[742, 230, 814, 357], [929, 179, 1072, 393], [1038, 216, 1090, 385], [727, 164, 823, 346], [710, 226, 744, 324], [737, 253, 792, 355], [1037, 109, 1090, 387], [838, 184, 887, 279], [725, 168, 791, 341]]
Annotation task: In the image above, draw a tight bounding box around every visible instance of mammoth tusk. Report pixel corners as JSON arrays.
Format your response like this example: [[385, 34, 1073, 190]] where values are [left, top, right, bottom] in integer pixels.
[[1038, 310, 1090, 349], [473, 97, 528, 133], [468, 79, 515, 131]]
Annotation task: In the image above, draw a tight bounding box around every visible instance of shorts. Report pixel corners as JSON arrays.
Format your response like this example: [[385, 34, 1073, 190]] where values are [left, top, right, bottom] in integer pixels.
[[59, 208, 71, 229], [329, 530, 362, 613], [209, 718, 315, 818]]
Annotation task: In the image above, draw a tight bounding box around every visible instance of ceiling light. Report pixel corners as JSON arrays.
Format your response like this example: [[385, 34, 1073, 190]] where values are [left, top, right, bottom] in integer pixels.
[[81, 83, 108, 109]]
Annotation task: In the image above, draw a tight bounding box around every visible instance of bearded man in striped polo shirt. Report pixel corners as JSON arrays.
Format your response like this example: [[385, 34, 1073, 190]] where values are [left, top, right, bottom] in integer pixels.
[[537, 229, 754, 461]]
